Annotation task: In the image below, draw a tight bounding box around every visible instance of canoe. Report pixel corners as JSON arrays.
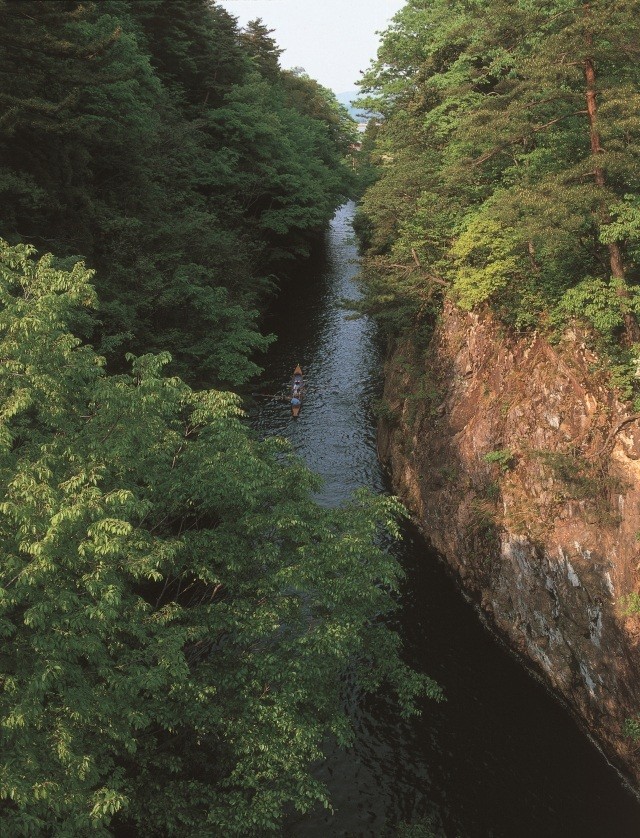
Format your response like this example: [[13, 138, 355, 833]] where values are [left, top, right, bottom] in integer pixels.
[[290, 364, 304, 417]]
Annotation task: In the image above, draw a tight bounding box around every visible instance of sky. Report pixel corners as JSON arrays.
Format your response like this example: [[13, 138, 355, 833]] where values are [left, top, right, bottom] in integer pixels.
[[216, 0, 406, 94]]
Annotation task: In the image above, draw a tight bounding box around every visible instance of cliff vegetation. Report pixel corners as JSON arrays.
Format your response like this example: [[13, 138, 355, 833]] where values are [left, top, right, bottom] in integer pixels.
[[355, 0, 640, 786], [355, 0, 640, 389]]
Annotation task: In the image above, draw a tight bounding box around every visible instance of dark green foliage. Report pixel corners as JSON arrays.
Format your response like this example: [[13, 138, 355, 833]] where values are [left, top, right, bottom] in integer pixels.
[[483, 449, 515, 473], [533, 448, 623, 501], [281, 70, 358, 159], [356, 0, 640, 386], [128, 0, 246, 108], [396, 815, 442, 838], [352, 118, 382, 200], [0, 0, 354, 387], [532, 448, 623, 526], [238, 18, 283, 82], [0, 3, 428, 832], [0, 241, 440, 834]]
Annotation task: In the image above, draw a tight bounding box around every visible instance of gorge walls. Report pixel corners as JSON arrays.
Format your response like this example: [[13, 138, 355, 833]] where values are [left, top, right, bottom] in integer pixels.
[[379, 301, 640, 785]]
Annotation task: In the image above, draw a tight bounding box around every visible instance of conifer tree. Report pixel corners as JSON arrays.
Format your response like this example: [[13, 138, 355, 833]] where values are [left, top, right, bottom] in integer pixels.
[[238, 18, 284, 82], [357, 0, 640, 358], [0, 0, 355, 387]]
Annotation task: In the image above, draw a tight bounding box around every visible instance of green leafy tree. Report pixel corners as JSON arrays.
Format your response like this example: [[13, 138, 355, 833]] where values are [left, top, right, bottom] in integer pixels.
[[0, 240, 440, 835], [356, 0, 640, 360], [0, 1, 356, 388], [281, 71, 358, 158]]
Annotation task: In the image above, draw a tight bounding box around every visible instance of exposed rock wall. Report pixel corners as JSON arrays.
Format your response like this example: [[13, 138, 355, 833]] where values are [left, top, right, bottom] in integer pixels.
[[379, 300, 640, 785]]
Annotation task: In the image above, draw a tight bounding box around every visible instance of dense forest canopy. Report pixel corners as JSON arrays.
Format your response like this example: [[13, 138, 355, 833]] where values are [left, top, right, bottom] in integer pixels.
[[355, 0, 640, 403], [0, 1, 440, 834], [0, 0, 356, 387]]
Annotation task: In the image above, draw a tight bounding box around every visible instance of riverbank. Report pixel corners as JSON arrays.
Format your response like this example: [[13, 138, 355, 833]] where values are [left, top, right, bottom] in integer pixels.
[[378, 298, 640, 793], [254, 204, 640, 836]]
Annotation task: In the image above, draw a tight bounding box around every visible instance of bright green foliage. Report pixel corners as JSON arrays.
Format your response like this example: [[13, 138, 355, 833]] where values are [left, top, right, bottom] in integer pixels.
[[0, 0, 355, 387], [0, 241, 440, 834], [450, 214, 522, 312], [622, 592, 640, 616], [356, 0, 640, 365], [552, 277, 629, 340], [623, 717, 640, 741], [482, 449, 515, 473], [603, 196, 640, 265]]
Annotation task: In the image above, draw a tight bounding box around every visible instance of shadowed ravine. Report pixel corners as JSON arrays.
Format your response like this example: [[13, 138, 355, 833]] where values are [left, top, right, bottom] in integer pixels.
[[251, 203, 640, 837]]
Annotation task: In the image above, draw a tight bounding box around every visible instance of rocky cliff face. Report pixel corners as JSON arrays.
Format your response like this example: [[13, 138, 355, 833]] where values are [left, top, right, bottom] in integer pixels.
[[379, 300, 640, 785]]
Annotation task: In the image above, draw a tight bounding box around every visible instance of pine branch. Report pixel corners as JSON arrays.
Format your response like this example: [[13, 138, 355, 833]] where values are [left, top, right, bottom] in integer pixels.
[[472, 110, 589, 167]]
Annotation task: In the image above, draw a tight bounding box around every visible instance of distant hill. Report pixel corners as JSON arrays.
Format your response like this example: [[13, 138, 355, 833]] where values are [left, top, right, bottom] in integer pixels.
[[335, 90, 375, 122]]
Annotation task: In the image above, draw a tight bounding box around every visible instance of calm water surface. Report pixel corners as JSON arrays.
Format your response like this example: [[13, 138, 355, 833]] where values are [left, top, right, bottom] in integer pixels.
[[251, 204, 640, 837]]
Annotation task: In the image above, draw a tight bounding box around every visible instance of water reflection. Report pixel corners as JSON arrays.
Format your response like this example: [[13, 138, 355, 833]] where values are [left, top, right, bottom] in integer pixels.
[[252, 204, 640, 837], [253, 204, 384, 506]]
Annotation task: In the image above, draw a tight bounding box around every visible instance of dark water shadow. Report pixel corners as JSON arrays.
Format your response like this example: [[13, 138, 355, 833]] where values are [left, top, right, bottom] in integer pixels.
[[251, 204, 640, 837]]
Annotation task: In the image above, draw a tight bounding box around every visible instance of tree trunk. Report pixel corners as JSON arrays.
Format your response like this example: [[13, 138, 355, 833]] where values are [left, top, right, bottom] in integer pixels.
[[583, 11, 638, 341], [584, 36, 625, 278]]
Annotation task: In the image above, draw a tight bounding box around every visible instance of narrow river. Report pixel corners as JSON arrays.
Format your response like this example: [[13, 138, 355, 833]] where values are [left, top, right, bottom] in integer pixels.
[[252, 203, 640, 837]]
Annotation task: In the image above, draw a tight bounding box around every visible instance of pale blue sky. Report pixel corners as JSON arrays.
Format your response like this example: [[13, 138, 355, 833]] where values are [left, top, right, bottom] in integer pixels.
[[217, 0, 406, 94]]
